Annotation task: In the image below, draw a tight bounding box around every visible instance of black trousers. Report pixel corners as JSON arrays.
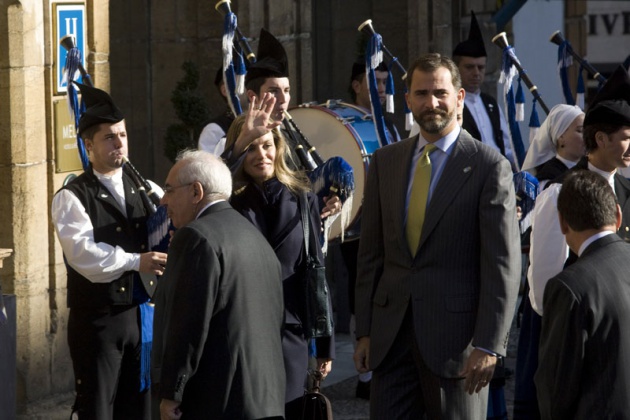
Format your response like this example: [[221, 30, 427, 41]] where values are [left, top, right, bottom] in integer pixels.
[[68, 305, 151, 420]]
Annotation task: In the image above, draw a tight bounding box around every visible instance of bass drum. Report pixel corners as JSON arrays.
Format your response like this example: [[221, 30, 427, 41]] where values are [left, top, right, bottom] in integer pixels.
[[289, 101, 381, 240]]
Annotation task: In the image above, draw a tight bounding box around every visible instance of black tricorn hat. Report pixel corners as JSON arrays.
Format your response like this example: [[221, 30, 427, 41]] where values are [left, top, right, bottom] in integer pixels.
[[452, 11, 487, 58], [74, 82, 124, 135], [245, 28, 289, 85], [584, 65, 630, 127]]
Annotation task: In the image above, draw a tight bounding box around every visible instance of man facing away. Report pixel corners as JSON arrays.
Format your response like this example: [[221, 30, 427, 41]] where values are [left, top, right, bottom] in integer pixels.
[[52, 83, 167, 419], [452, 11, 516, 171], [517, 64, 630, 419], [153, 150, 285, 419], [353, 53, 520, 419], [535, 170, 630, 419]]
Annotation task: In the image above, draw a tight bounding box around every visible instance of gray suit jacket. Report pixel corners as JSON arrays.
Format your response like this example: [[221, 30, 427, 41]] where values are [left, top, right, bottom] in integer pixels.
[[153, 201, 286, 419], [535, 234, 630, 419], [355, 130, 520, 377]]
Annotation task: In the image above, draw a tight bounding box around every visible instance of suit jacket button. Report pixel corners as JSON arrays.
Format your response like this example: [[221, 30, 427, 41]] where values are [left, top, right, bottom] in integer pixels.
[[116, 226, 122, 232], [119, 287, 126, 292], [150, 281, 154, 286], [135, 223, 140, 228], [140, 244, 146, 250]]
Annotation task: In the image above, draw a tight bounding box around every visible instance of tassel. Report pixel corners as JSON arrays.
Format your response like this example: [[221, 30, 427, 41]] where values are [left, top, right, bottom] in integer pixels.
[[63, 45, 90, 171], [234, 46, 246, 95], [222, 12, 243, 115], [139, 302, 154, 392], [513, 171, 539, 233], [403, 88, 414, 131], [557, 40, 575, 105], [576, 64, 585, 110], [515, 77, 525, 122], [528, 99, 541, 153], [385, 66, 395, 113], [366, 33, 390, 146]]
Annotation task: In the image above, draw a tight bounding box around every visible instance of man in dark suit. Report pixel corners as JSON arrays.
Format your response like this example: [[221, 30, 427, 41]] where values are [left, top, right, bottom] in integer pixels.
[[153, 150, 285, 419], [535, 170, 630, 418], [453, 11, 516, 171], [353, 53, 520, 418], [518, 64, 630, 420]]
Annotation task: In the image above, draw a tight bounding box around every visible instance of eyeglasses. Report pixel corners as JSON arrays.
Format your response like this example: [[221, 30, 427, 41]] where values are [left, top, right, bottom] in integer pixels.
[[163, 183, 192, 195]]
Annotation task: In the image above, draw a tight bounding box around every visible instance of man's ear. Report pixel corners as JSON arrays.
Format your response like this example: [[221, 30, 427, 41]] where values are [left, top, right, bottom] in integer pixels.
[[595, 131, 607, 149], [558, 211, 570, 236], [191, 181, 204, 204], [83, 138, 93, 153], [351, 79, 362, 95], [616, 203, 623, 230]]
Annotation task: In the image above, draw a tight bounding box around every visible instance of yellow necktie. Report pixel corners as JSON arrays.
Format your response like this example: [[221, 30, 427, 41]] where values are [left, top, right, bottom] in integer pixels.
[[406, 144, 436, 255]]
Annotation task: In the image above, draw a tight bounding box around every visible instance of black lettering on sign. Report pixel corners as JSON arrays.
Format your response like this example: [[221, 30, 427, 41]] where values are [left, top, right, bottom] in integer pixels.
[[589, 14, 598, 36], [602, 14, 619, 35], [624, 11, 630, 35]]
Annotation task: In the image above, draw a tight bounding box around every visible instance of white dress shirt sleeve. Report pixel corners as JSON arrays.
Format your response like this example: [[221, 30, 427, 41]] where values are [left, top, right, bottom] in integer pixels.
[[52, 189, 141, 283], [527, 183, 568, 315]]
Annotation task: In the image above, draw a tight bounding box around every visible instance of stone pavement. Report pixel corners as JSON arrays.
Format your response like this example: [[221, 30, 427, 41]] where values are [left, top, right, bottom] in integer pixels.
[[322, 317, 519, 420], [20, 314, 520, 420]]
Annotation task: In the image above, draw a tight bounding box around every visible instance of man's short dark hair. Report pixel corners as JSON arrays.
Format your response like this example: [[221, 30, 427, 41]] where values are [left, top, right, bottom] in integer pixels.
[[81, 123, 102, 141], [583, 123, 624, 152], [406, 53, 462, 91], [558, 170, 618, 231], [245, 77, 268, 97]]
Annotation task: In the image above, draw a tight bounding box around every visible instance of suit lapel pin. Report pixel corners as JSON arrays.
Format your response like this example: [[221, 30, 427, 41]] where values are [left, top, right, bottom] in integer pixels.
[[100, 194, 109, 198], [463, 166, 472, 173], [488, 103, 494, 112]]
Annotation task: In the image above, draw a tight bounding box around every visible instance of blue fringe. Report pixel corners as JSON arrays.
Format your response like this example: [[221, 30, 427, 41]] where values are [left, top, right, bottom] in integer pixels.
[[515, 77, 525, 105], [366, 34, 391, 146], [307, 157, 355, 204], [514, 171, 539, 220], [529, 99, 541, 129], [139, 302, 154, 392], [223, 12, 243, 115], [506, 86, 526, 167], [147, 206, 170, 253]]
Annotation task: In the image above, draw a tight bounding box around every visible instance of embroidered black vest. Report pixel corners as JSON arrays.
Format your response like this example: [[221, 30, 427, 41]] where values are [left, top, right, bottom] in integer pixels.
[[61, 166, 156, 308]]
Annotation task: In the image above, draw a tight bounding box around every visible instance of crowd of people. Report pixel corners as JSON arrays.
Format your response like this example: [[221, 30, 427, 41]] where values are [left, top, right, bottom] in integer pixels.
[[50, 12, 630, 420]]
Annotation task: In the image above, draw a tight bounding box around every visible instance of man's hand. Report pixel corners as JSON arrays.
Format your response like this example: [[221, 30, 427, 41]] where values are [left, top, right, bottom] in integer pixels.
[[459, 348, 497, 395], [139, 252, 167, 276], [160, 399, 182, 420], [233, 93, 282, 155], [321, 194, 342, 219], [353, 336, 370, 373], [316, 358, 333, 378]]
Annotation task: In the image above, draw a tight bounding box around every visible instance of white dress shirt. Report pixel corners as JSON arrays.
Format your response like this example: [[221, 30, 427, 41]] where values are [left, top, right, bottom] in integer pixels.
[[464, 91, 515, 168], [527, 162, 616, 315], [52, 168, 163, 284]]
